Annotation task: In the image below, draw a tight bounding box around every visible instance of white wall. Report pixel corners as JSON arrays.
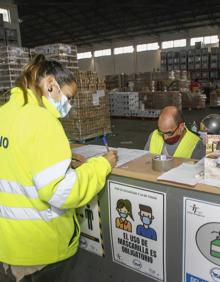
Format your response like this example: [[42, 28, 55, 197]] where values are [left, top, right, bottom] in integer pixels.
[[136, 50, 161, 72], [78, 26, 220, 76], [78, 50, 161, 76]]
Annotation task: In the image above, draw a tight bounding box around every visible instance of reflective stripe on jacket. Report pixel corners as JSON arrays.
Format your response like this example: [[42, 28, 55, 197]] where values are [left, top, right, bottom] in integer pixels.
[[149, 128, 201, 158], [0, 87, 111, 265]]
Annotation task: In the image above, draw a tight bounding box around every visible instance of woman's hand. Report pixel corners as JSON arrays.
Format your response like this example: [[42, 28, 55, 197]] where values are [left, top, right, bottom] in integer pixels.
[[103, 150, 118, 168]]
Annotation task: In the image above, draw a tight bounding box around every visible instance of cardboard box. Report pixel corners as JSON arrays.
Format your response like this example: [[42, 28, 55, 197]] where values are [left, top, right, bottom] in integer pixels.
[[0, 46, 30, 91], [61, 71, 111, 141], [32, 43, 78, 72]]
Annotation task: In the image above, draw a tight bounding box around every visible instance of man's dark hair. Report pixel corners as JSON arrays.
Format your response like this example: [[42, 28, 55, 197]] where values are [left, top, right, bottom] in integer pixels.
[[139, 204, 152, 213]]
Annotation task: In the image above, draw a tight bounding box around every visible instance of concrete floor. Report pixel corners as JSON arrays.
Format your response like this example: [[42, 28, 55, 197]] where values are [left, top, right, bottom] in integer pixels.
[[91, 107, 220, 149]]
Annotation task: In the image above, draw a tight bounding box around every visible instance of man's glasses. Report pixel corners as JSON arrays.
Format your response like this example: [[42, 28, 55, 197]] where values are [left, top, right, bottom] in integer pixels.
[[158, 124, 180, 137]]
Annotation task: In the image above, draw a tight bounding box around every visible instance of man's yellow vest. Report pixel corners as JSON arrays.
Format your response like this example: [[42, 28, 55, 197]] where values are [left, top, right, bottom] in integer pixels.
[[0, 87, 111, 266], [149, 128, 201, 158]]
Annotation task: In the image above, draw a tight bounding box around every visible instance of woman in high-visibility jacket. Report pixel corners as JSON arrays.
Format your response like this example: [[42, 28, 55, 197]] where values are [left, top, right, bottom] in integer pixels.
[[0, 54, 117, 282]]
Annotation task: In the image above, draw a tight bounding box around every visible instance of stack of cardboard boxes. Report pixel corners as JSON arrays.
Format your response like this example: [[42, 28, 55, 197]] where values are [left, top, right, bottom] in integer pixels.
[[210, 89, 220, 107], [139, 91, 182, 111], [109, 90, 177, 118], [0, 46, 30, 91], [181, 90, 206, 109], [32, 43, 78, 72], [109, 92, 139, 117], [61, 71, 111, 141]]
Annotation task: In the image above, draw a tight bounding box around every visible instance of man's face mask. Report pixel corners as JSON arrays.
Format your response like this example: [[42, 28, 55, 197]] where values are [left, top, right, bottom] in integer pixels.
[[48, 81, 72, 118], [164, 134, 181, 145], [142, 216, 152, 225], [158, 123, 183, 145]]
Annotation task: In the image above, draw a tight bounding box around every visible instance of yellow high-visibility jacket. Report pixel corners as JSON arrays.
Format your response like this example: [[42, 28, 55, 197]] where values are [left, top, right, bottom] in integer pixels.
[[0, 87, 111, 266], [149, 128, 201, 159]]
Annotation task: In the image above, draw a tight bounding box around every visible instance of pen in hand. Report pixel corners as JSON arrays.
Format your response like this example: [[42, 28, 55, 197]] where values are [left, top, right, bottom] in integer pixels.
[[102, 135, 118, 168], [102, 135, 109, 152]]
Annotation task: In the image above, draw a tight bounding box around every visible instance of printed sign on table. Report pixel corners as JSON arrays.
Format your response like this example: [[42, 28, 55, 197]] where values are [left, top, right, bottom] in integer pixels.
[[183, 197, 220, 282], [76, 196, 104, 256], [109, 180, 166, 281]]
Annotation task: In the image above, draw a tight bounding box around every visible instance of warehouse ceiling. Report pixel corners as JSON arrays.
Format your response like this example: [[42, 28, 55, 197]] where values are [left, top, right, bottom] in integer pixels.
[[15, 0, 220, 48]]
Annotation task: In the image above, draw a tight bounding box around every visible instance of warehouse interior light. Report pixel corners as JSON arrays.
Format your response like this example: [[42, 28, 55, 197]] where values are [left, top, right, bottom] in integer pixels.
[[77, 52, 92, 60], [190, 35, 219, 46], [0, 8, 10, 22], [162, 39, 186, 49], [114, 46, 134, 55], [94, 49, 111, 57], [136, 42, 159, 52], [162, 40, 174, 49], [204, 35, 219, 44], [190, 37, 204, 46], [173, 39, 186, 48]]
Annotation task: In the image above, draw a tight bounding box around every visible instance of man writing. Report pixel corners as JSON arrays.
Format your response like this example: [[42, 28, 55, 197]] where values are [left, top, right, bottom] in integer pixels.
[[144, 106, 205, 159]]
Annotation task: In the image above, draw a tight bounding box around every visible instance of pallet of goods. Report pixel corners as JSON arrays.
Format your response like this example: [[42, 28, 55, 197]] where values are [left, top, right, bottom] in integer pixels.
[[0, 46, 30, 91], [0, 89, 11, 105], [109, 91, 139, 117], [181, 91, 206, 109], [61, 71, 111, 141], [210, 89, 220, 107], [32, 43, 78, 72], [139, 90, 182, 111]]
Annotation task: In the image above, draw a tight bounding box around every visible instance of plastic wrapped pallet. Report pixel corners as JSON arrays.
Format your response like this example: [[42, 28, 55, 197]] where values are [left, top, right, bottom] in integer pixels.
[[108, 91, 139, 117], [61, 71, 110, 141], [32, 43, 78, 72], [139, 91, 182, 111], [62, 90, 110, 141], [74, 70, 105, 92], [181, 91, 193, 109], [191, 93, 206, 109], [167, 79, 191, 92], [0, 46, 30, 91], [105, 75, 121, 90], [182, 91, 206, 109], [0, 89, 10, 105]]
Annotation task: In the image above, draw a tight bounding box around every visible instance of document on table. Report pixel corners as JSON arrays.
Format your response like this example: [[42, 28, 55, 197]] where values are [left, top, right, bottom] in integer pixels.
[[72, 145, 147, 168], [115, 147, 148, 167], [200, 178, 220, 188], [157, 159, 204, 187]]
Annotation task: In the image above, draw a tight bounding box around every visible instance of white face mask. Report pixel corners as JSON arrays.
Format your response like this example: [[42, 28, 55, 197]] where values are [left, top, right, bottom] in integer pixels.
[[47, 81, 72, 118]]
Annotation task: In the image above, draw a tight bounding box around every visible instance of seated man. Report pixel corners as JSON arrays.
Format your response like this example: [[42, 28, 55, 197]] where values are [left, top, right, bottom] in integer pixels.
[[144, 106, 205, 159]]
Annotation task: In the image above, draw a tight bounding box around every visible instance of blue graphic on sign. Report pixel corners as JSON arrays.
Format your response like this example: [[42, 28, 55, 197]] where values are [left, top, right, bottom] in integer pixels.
[[186, 273, 208, 282]]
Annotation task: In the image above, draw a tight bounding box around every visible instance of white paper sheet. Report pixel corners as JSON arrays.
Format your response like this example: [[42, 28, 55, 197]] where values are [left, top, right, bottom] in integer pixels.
[[72, 145, 147, 168], [92, 94, 100, 106], [157, 159, 204, 187], [97, 90, 105, 97], [115, 147, 148, 167]]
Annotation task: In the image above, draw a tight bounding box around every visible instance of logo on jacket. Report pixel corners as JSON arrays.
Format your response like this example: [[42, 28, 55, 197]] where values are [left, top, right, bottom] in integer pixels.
[[0, 135, 9, 149]]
